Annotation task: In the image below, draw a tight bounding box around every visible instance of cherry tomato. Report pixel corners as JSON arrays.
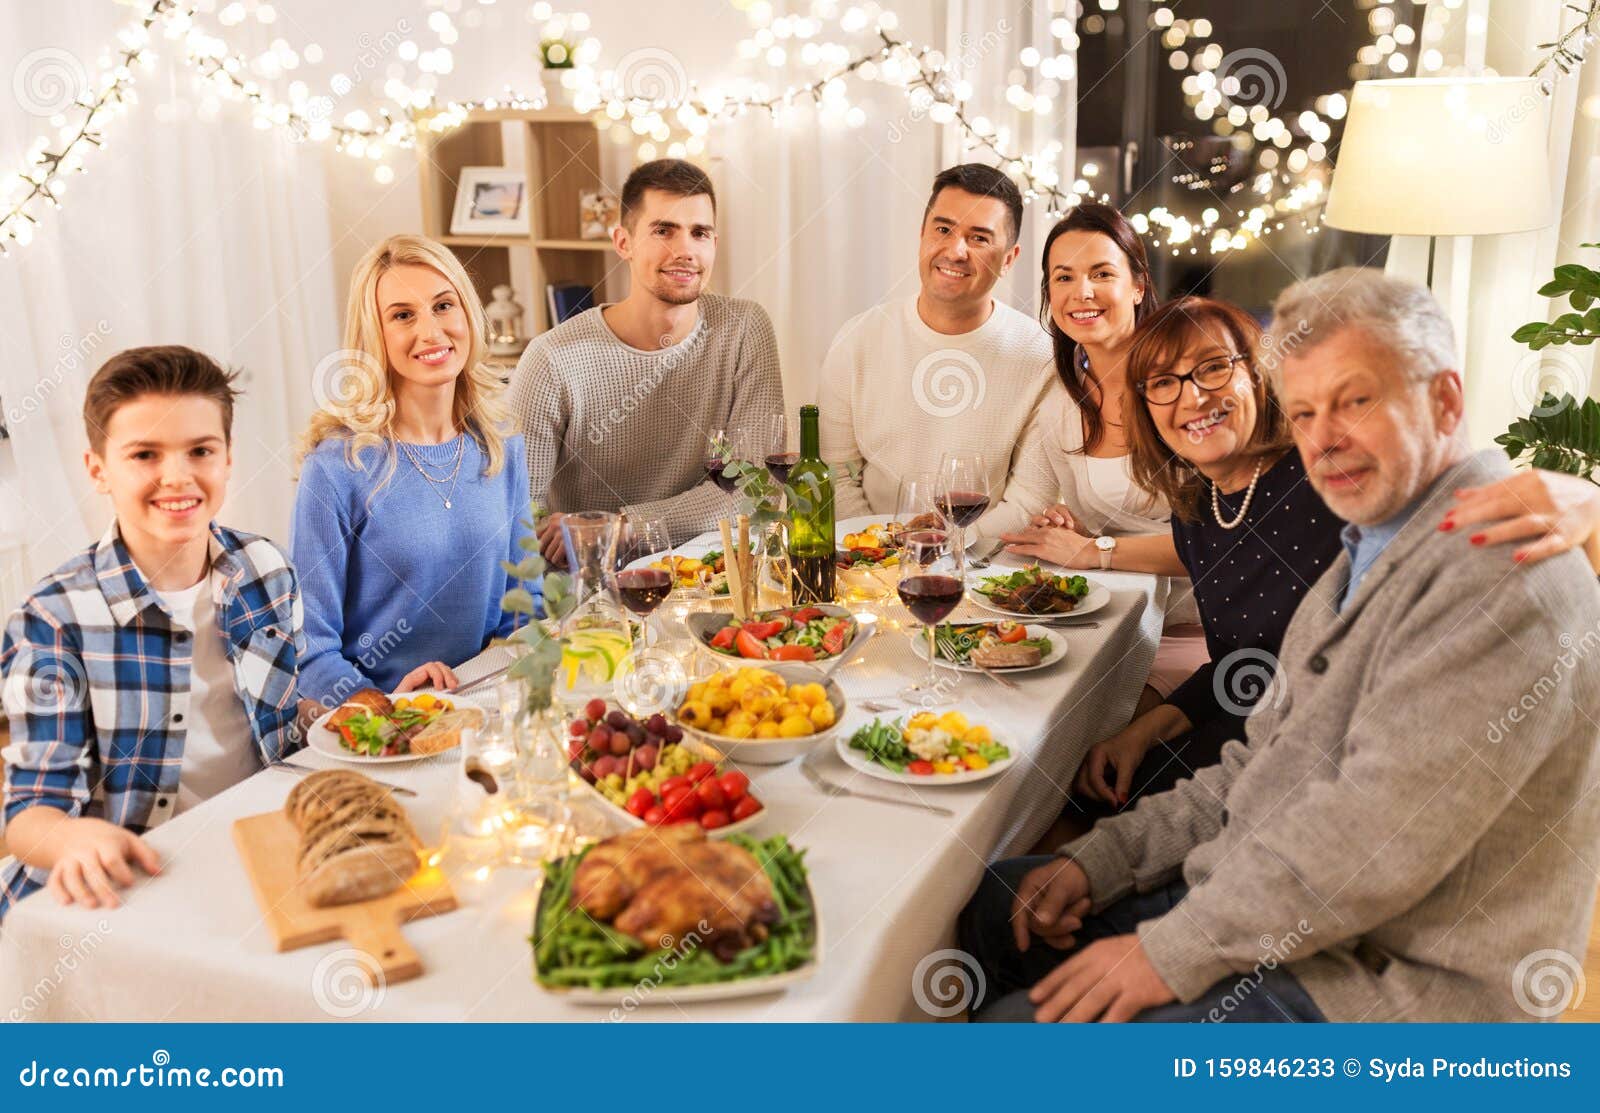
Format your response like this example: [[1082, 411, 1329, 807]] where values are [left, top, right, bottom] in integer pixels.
[[699, 809, 730, 830], [642, 804, 667, 826], [999, 622, 1028, 644], [770, 644, 817, 662], [686, 761, 717, 785], [908, 760, 935, 776], [731, 795, 762, 821], [584, 698, 607, 722], [709, 626, 737, 651], [695, 778, 727, 810], [735, 629, 770, 659], [626, 786, 656, 818], [663, 785, 703, 820], [718, 770, 750, 801], [658, 774, 691, 797]]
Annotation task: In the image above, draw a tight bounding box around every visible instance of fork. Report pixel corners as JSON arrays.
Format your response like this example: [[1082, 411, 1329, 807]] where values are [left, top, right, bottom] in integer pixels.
[[800, 759, 954, 817], [965, 538, 1004, 571], [269, 760, 419, 797], [973, 663, 1020, 690]]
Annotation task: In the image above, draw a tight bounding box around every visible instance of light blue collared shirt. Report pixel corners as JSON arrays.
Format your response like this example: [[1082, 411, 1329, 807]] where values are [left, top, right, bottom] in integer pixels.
[[1338, 492, 1432, 611]]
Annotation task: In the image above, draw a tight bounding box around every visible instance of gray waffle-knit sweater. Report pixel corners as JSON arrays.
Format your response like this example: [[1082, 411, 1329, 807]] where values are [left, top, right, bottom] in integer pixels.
[[509, 293, 784, 542], [1062, 450, 1600, 1021]]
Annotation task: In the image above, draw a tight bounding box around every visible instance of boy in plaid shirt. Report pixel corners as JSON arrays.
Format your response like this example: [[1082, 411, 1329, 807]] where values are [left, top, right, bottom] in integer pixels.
[[1, 346, 304, 921]]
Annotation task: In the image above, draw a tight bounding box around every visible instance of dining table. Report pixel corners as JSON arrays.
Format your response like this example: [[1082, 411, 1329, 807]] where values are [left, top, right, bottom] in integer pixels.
[[0, 518, 1169, 1022]]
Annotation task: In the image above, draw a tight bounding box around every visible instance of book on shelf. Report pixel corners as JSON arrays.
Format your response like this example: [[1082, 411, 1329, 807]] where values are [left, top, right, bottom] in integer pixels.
[[546, 283, 596, 326]]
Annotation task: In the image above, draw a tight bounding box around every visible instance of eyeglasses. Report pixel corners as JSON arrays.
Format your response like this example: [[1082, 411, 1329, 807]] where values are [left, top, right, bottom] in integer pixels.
[[1135, 354, 1248, 406]]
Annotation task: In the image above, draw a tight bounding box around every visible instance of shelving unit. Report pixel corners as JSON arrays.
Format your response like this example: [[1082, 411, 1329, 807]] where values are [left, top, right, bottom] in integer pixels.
[[416, 107, 617, 335]]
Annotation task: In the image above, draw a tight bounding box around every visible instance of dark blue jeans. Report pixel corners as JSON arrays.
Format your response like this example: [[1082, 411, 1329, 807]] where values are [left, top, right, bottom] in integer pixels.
[[956, 855, 1326, 1022]]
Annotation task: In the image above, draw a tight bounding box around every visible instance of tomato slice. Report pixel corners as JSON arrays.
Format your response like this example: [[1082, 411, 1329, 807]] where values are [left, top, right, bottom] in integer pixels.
[[789, 606, 824, 624], [741, 620, 783, 640], [907, 760, 935, 776], [735, 629, 770, 659], [771, 644, 817, 662], [709, 626, 737, 650], [999, 622, 1028, 644], [820, 619, 849, 657]]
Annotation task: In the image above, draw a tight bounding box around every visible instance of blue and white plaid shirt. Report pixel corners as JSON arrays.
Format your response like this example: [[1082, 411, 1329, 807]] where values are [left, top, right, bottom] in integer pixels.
[[0, 522, 305, 921]]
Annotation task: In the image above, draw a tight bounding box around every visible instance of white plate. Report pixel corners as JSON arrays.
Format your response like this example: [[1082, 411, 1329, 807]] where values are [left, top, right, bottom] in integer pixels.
[[534, 850, 822, 1004], [306, 694, 483, 765], [907, 624, 1068, 674], [834, 728, 1015, 785], [967, 572, 1110, 620], [569, 733, 768, 838]]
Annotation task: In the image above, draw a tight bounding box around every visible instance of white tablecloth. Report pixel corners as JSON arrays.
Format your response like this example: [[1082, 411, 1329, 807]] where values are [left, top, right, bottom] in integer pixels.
[[1, 523, 1163, 1022]]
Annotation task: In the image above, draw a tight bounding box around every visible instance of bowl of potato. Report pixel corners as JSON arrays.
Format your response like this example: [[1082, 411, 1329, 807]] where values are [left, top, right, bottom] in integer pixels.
[[672, 663, 848, 765]]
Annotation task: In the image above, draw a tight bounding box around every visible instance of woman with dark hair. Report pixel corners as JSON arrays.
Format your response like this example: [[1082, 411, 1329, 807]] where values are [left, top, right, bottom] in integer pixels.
[[1002, 203, 1207, 710]]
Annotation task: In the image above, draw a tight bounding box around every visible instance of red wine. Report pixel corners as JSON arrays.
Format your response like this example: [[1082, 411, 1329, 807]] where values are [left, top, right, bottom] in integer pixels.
[[898, 573, 963, 625], [940, 490, 990, 528], [789, 551, 837, 604], [615, 568, 673, 615], [766, 452, 799, 484], [706, 458, 739, 494]]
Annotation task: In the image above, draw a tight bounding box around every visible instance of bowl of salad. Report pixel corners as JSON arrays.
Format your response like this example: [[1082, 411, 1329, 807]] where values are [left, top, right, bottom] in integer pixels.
[[685, 604, 867, 667]]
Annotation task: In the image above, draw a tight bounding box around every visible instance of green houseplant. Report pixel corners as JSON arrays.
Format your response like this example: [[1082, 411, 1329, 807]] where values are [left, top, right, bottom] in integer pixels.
[[1501, 244, 1600, 481]]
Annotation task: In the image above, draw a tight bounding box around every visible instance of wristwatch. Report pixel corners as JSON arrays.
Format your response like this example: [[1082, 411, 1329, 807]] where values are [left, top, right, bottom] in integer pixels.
[[1095, 535, 1117, 570]]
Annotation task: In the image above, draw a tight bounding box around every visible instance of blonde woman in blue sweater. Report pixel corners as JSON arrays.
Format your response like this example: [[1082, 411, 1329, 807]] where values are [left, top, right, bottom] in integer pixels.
[[292, 234, 532, 706]]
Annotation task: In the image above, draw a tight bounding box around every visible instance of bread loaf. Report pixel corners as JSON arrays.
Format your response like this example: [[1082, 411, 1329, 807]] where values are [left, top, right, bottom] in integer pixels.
[[284, 770, 420, 907]]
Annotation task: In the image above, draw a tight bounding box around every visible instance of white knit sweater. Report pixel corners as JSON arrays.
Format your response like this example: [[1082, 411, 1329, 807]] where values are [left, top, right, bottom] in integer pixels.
[[816, 296, 1054, 537]]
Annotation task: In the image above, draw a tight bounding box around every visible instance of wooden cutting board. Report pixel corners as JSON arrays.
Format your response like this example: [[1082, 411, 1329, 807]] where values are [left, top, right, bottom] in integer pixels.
[[232, 809, 457, 985]]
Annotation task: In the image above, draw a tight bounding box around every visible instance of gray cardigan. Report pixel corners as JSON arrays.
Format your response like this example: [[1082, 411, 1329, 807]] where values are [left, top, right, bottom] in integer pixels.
[[1062, 450, 1600, 1021]]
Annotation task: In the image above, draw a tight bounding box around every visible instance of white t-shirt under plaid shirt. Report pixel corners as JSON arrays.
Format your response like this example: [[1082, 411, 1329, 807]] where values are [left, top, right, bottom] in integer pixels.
[[509, 293, 784, 543]]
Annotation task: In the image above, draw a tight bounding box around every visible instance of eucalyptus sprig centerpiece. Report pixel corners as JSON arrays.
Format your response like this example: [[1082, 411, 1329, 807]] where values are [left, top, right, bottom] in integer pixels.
[[499, 503, 577, 714]]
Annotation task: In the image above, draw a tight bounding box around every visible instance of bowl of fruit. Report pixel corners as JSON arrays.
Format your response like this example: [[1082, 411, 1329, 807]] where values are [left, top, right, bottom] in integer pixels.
[[565, 698, 767, 834], [672, 664, 847, 765]]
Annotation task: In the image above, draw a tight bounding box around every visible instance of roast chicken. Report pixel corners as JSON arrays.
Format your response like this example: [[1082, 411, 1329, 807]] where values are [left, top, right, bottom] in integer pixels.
[[571, 825, 778, 957]]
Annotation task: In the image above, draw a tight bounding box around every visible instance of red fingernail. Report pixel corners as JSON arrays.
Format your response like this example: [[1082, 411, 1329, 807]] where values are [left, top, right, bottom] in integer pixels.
[[1438, 518, 1454, 531], [1470, 533, 1486, 546], [1514, 551, 1528, 563]]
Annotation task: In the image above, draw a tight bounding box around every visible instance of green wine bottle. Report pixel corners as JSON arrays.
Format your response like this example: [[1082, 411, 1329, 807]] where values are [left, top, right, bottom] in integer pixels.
[[787, 405, 836, 604]]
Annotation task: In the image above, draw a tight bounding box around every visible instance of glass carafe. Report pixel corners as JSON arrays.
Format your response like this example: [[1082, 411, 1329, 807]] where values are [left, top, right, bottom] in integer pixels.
[[559, 511, 628, 635]]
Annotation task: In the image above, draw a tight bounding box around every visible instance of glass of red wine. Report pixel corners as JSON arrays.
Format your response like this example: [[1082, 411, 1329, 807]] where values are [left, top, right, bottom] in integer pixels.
[[762, 413, 798, 487], [897, 527, 964, 705], [612, 516, 675, 653], [705, 428, 740, 494], [938, 453, 991, 562]]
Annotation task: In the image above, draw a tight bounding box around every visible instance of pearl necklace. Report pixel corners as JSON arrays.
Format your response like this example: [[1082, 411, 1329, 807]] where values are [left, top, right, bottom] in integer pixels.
[[1210, 459, 1263, 530]]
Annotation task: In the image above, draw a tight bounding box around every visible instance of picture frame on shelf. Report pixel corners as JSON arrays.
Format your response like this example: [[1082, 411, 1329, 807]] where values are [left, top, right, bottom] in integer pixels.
[[579, 190, 620, 240], [451, 166, 530, 235]]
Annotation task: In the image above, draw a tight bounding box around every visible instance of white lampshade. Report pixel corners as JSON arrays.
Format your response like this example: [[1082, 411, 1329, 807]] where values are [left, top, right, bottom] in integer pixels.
[[1324, 77, 1553, 237]]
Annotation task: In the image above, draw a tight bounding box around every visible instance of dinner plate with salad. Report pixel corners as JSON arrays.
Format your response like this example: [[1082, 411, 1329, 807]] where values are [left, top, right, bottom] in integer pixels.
[[968, 564, 1110, 619], [909, 621, 1066, 674], [685, 604, 866, 665], [836, 711, 1014, 784]]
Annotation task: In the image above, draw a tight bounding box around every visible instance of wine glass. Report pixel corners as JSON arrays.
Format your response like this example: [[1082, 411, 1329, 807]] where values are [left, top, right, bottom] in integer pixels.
[[938, 453, 991, 559], [705, 428, 739, 494], [897, 527, 965, 705], [612, 516, 674, 652], [894, 472, 947, 538], [762, 413, 798, 485]]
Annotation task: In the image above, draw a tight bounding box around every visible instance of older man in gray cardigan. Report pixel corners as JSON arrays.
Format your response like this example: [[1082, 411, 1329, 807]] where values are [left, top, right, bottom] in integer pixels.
[[960, 268, 1600, 1022]]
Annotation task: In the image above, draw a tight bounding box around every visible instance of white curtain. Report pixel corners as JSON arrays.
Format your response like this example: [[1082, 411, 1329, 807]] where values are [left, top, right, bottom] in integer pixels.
[[0, 0, 338, 603]]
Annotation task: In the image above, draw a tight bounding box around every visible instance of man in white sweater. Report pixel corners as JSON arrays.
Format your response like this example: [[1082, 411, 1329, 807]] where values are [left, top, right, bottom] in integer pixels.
[[818, 164, 1054, 536]]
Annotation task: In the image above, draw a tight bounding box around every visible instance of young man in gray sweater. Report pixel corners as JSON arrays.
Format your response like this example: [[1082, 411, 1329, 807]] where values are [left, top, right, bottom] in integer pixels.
[[510, 159, 783, 559], [960, 268, 1600, 1022]]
